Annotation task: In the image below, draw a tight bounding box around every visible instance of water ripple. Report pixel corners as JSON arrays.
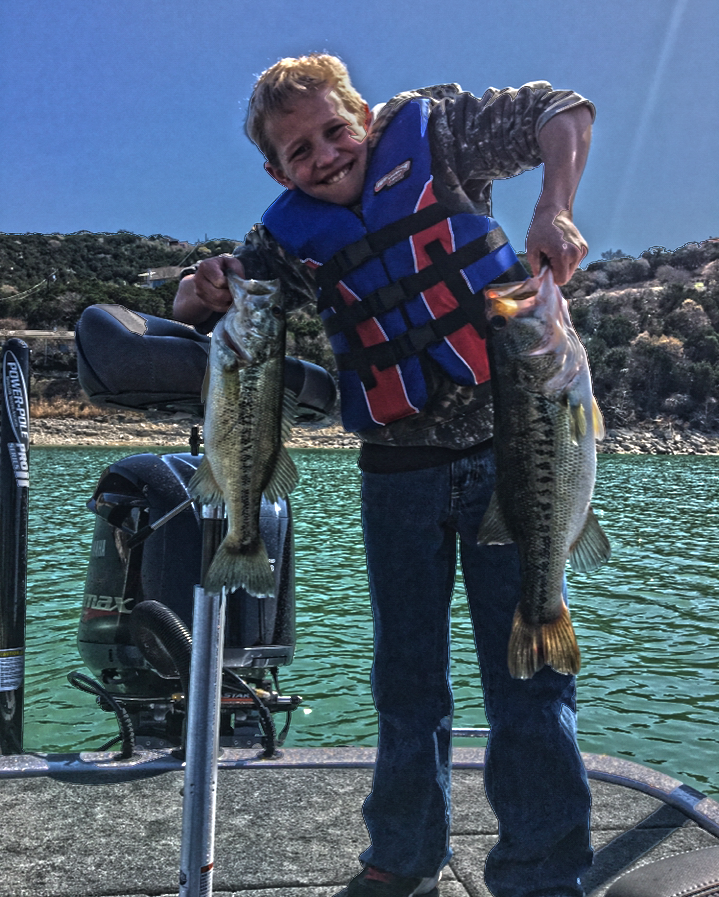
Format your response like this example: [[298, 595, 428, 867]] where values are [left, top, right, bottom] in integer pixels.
[[15, 448, 719, 798]]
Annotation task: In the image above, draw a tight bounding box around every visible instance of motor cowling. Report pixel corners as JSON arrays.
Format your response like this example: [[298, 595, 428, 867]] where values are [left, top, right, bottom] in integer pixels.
[[77, 451, 295, 701]]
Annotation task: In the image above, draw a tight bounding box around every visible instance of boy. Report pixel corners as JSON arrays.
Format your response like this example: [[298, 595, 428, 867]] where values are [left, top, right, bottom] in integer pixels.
[[175, 54, 595, 897]]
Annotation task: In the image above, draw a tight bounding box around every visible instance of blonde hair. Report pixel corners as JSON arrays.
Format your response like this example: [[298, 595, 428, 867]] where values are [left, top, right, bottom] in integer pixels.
[[245, 53, 367, 167]]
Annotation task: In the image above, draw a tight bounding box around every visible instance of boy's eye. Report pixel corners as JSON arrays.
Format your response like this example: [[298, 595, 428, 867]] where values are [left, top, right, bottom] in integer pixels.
[[290, 144, 309, 161]]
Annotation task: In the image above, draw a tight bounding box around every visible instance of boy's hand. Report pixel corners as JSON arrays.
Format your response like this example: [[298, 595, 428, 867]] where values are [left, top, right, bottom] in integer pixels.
[[526, 207, 588, 285], [194, 254, 246, 312], [173, 254, 246, 324]]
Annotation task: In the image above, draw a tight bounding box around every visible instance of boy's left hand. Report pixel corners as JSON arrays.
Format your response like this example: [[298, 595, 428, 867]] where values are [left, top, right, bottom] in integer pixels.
[[526, 207, 588, 285]]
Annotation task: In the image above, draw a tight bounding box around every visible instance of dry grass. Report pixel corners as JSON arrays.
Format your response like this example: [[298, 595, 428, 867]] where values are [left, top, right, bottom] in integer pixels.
[[30, 398, 101, 419]]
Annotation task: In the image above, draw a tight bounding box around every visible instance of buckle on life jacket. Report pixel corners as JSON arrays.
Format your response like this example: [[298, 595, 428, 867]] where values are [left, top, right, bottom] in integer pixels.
[[337, 235, 375, 272]]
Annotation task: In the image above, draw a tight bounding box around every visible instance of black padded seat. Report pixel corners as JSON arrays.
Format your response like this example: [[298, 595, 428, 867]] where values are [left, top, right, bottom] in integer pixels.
[[76, 304, 210, 415], [605, 846, 719, 896], [76, 304, 337, 420]]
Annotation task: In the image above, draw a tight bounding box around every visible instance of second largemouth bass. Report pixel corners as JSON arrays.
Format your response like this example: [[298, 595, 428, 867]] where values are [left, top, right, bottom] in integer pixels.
[[478, 266, 611, 679], [189, 275, 298, 597]]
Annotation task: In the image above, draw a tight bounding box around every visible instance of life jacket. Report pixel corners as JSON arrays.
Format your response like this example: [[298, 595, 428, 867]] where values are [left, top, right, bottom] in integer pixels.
[[262, 97, 527, 432]]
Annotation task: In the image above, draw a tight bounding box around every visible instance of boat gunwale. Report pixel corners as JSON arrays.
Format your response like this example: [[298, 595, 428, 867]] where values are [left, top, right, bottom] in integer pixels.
[[0, 746, 717, 838]]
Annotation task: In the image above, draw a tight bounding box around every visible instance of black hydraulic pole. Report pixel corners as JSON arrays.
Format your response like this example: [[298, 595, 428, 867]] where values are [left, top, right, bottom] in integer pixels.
[[0, 339, 30, 754]]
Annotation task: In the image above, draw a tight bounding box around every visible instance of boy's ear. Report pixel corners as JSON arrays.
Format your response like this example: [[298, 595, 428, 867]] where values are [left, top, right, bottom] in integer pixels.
[[264, 161, 296, 190]]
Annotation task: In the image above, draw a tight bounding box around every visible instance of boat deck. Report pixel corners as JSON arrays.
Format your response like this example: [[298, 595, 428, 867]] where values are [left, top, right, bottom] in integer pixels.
[[1, 747, 718, 897]]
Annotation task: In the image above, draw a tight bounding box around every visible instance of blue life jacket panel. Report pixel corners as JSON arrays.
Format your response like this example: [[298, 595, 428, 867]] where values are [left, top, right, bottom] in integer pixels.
[[262, 98, 527, 432]]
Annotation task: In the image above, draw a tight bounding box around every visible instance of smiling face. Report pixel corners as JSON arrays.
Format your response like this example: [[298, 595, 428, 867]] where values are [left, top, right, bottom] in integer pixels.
[[263, 86, 371, 206]]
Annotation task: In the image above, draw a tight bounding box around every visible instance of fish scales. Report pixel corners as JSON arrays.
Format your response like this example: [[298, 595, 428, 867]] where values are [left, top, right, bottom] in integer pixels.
[[479, 266, 611, 679], [189, 276, 297, 597]]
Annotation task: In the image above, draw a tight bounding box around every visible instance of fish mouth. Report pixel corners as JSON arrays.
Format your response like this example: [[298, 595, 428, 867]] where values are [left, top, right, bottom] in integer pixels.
[[222, 328, 251, 363]]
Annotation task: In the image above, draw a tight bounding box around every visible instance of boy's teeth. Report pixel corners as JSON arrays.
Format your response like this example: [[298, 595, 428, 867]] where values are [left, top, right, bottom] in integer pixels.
[[325, 165, 350, 185]]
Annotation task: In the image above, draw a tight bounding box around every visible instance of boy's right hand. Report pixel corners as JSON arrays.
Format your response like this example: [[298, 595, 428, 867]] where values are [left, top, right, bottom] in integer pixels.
[[193, 254, 246, 312], [173, 254, 246, 324]]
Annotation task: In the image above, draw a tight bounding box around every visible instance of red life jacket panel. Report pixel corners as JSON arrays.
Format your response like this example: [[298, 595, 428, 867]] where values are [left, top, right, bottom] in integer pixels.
[[262, 98, 527, 432]]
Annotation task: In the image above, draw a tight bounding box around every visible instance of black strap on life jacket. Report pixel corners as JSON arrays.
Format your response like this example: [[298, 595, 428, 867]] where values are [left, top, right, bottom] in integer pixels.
[[315, 203, 449, 300], [315, 201, 527, 390]]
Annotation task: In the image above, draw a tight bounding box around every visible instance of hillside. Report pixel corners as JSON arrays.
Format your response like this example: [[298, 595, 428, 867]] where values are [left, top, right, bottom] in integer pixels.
[[0, 231, 240, 327], [562, 243, 719, 431], [2, 231, 719, 437]]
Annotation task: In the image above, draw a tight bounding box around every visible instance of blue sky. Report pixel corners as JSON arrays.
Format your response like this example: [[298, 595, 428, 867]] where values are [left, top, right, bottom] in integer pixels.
[[1, 0, 716, 262]]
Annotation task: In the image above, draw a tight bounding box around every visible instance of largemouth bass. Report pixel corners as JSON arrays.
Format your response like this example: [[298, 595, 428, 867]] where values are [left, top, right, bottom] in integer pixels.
[[189, 275, 298, 597], [478, 266, 611, 679]]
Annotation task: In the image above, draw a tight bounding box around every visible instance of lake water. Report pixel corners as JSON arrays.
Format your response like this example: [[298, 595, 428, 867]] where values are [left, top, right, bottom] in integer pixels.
[[17, 446, 719, 798]]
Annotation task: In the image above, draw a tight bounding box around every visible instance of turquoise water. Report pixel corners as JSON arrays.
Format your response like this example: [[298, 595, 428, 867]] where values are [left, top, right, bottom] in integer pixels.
[[18, 447, 719, 798]]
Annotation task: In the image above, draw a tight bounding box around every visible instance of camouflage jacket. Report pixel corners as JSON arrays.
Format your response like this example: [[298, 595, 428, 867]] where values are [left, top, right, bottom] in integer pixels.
[[232, 82, 595, 449]]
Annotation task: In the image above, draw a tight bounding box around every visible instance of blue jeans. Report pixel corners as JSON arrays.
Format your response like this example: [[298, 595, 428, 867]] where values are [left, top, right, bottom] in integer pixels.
[[359, 445, 593, 897]]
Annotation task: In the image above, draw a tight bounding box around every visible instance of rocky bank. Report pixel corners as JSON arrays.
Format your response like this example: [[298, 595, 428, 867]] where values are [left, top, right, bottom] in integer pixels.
[[28, 411, 719, 455]]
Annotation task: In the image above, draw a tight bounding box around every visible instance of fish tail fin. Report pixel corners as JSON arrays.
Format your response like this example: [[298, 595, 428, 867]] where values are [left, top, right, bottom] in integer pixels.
[[204, 535, 276, 598], [508, 603, 581, 680]]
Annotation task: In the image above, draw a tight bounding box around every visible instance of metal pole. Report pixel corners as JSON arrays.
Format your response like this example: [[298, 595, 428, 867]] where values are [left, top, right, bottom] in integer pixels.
[[0, 339, 30, 755], [179, 506, 226, 897]]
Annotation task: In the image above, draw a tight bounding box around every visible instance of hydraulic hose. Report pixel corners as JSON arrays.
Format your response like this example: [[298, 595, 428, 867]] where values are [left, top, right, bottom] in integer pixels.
[[67, 671, 135, 759], [223, 668, 279, 759], [129, 599, 192, 698], [270, 667, 293, 747]]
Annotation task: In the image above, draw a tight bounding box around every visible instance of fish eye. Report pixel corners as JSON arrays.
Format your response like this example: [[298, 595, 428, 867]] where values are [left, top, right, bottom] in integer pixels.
[[490, 315, 507, 330], [271, 306, 284, 318]]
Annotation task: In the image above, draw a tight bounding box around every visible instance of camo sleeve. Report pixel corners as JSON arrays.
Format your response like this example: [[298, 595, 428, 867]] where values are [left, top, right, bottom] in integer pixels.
[[232, 223, 318, 313], [425, 82, 596, 214]]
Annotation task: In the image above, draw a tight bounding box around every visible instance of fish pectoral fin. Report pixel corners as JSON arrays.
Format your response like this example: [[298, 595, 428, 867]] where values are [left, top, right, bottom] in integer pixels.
[[569, 399, 587, 445], [477, 491, 514, 545], [188, 457, 224, 506], [263, 446, 299, 502], [569, 506, 611, 573], [592, 396, 605, 441]]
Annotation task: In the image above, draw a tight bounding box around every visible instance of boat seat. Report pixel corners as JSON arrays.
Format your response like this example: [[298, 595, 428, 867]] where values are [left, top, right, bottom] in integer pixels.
[[75, 304, 337, 421], [605, 845, 719, 896]]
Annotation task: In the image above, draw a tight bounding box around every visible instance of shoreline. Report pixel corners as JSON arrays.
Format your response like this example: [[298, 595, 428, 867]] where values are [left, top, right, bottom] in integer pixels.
[[27, 413, 719, 455]]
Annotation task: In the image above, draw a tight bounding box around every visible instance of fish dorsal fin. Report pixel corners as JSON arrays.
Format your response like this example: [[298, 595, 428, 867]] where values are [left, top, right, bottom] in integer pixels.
[[569, 507, 611, 572], [264, 445, 298, 502], [592, 396, 605, 441], [477, 490, 514, 545], [263, 388, 299, 501], [188, 456, 224, 507], [281, 387, 298, 442]]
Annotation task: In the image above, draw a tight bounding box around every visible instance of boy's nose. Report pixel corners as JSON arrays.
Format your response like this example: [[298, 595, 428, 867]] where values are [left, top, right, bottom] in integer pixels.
[[315, 139, 339, 167]]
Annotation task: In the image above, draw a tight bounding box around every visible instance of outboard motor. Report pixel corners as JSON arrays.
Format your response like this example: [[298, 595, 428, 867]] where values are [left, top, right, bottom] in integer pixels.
[[73, 304, 337, 749]]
